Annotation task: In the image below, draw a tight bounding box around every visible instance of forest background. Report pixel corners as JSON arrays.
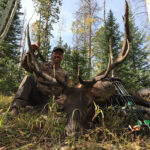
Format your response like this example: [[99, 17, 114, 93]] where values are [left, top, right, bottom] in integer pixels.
[[0, 0, 150, 94], [0, 0, 150, 149]]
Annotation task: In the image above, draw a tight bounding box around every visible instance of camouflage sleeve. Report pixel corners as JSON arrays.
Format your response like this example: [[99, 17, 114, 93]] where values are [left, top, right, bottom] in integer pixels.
[[64, 71, 70, 85], [21, 44, 40, 73], [21, 51, 33, 73]]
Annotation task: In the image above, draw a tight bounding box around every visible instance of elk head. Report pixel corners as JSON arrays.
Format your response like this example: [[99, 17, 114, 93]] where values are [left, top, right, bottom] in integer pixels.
[[26, 0, 130, 135]]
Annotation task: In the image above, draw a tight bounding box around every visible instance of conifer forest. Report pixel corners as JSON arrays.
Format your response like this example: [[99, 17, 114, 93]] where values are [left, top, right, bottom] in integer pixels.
[[0, 0, 150, 149]]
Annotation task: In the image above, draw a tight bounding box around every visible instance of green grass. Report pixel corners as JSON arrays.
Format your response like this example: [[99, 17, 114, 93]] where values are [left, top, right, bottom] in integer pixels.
[[0, 94, 150, 149]]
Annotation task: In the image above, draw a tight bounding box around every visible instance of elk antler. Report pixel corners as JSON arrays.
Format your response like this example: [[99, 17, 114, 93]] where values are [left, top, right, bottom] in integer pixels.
[[26, 25, 69, 88], [80, 0, 130, 86]]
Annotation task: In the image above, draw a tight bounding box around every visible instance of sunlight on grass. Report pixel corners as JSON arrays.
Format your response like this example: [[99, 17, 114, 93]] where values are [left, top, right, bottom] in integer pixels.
[[0, 93, 14, 108], [0, 94, 149, 149]]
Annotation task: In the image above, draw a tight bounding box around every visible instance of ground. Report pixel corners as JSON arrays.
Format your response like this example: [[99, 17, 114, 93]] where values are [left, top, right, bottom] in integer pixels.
[[0, 94, 150, 150]]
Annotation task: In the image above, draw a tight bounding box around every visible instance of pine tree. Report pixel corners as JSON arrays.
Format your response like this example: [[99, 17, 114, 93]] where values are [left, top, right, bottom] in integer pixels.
[[93, 10, 121, 75], [57, 36, 63, 47], [118, 10, 150, 90], [58, 40, 88, 85], [0, 0, 24, 93], [31, 0, 62, 61], [0, 0, 23, 61], [71, 0, 100, 78]]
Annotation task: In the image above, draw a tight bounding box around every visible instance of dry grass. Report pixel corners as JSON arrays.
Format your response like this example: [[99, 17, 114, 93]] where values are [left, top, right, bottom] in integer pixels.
[[0, 94, 150, 150]]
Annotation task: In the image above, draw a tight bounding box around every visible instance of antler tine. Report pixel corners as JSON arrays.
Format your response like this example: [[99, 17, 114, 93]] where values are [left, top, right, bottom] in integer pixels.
[[118, 39, 130, 61], [27, 25, 58, 85], [80, 0, 130, 85], [27, 25, 69, 88], [26, 25, 36, 72], [94, 0, 130, 77], [95, 54, 111, 81], [119, 0, 130, 57], [27, 24, 40, 72], [78, 66, 97, 86]]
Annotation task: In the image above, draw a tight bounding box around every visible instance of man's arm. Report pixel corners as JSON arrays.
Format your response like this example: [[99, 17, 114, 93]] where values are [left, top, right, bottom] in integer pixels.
[[21, 51, 33, 73], [21, 43, 40, 73], [65, 73, 69, 85]]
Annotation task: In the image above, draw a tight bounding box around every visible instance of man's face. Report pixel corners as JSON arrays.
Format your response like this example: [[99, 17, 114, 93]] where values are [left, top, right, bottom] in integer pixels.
[[51, 50, 63, 65]]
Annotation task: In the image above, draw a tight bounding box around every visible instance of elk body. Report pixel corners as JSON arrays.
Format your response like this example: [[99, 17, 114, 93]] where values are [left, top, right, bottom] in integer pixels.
[[26, 1, 150, 134]]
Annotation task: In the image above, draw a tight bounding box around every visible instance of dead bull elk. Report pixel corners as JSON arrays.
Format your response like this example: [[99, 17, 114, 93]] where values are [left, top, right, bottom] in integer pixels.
[[26, 1, 149, 134], [26, 0, 129, 132]]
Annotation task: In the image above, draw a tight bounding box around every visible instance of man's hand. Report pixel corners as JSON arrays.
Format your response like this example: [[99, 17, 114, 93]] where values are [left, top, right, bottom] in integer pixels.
[[21, 41, 41, 72], [25, 41, 40, 56], [31, 41, 40, 51]]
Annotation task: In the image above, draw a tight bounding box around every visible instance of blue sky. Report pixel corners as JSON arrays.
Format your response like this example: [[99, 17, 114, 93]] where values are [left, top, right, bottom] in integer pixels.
[[21, 0, 149, 47], [21, 0, 77, 46]]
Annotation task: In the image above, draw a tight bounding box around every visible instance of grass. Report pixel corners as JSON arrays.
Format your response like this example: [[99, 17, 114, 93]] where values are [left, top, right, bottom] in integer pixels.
[[0, 94, 150, 149]]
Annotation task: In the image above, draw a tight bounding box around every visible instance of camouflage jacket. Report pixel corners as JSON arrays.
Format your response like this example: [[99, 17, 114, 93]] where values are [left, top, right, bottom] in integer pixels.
[[21, 54, 69, 97]]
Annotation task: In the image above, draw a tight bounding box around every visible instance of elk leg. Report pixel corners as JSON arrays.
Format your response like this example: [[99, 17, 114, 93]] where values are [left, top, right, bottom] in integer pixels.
[[131, 93, 150, 108]]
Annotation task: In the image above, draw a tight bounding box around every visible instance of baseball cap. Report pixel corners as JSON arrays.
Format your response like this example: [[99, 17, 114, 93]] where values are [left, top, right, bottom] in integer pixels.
[[52, 47, 64, 54]]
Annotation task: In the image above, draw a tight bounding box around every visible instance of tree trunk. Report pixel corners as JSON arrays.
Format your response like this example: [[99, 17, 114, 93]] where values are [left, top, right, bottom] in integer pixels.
[[87, 0, 92, 77], [103, 0, 106, 26], [18, 11, 26, 60], [42, 1, 50, 60], [21, 30, 26, 62], [0, 0, 14, 33], [0, 0, 18, 43], [109, 38, 114, 77]]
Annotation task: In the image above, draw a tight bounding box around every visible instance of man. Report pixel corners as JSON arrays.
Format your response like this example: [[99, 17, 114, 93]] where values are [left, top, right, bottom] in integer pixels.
[[11, 43, 69, 115]]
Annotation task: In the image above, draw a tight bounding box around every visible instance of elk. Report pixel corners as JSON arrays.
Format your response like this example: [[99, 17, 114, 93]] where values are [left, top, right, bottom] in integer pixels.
[[26, 1, 150, 134]]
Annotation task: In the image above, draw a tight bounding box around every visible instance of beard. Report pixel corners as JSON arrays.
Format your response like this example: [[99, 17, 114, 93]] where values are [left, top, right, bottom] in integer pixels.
[[53, 57, 61, 64]]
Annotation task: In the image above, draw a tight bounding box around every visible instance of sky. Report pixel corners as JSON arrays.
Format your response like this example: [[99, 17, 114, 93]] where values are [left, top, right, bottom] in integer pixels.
[[21, 0, 77, 46], [21, 0, 149, 48], [146, 0, 150, 23]]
